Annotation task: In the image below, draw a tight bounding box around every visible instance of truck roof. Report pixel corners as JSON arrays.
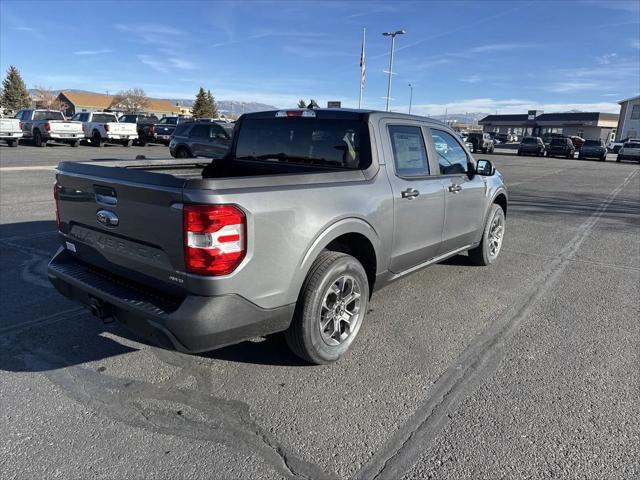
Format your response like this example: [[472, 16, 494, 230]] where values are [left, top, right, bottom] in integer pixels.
[[242, 108, 446, 125]]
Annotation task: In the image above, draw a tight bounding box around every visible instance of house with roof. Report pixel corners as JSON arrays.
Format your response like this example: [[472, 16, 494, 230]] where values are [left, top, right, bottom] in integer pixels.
[[479, 110, 619, 142], [57, 91, 180, 118], [615, 95, 639, 141]]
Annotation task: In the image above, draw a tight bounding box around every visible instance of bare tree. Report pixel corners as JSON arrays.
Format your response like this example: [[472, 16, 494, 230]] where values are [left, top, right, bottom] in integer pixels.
[[110, 88, 150, 113], [33, 86, 67, 111]]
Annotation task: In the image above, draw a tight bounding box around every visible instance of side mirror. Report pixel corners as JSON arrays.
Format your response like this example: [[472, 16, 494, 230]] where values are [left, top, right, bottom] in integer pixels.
[[475, 159, 495, 176]]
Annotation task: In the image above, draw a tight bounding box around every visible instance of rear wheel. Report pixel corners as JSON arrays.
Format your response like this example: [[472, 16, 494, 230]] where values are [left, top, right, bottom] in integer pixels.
[[138, 133, 147, 146], [123, 139, 133, 147], [70, 140, 80, 147], [8, 139, 18, 147], [599, 155, 606, 162], [468, 204, 505, 266], [285, 251, 369, 364], [92, 130, 103, 147], [34, 130, 45, 147]]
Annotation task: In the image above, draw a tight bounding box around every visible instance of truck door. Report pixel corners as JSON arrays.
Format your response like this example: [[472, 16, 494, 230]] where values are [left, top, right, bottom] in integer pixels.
[[426, 128, 486, 253], [384, 123, 446, 273]]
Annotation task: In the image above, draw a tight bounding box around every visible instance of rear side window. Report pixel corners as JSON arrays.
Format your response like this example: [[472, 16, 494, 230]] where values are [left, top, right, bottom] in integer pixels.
[[388, 125, 429, 176], [173, 124, 191, 136], [430, 129, 468, 175], [189, 124, 210, 138]]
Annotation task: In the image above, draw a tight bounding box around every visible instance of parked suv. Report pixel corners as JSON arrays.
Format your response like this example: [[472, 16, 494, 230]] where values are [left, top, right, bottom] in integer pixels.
[[578, 139, 607, 161], [517, 137, 546, 156], [169, 119, 234, 158], [546, 137, 575, 159], [466, 132, 495, 153]]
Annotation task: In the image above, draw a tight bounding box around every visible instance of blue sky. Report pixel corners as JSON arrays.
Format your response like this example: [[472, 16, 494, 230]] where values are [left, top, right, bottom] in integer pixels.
[[1, 0, 638, 114]]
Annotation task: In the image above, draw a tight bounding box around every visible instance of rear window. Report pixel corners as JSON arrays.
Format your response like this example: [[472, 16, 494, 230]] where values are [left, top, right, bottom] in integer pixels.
[[92, 113, 117, 123], [522, 137, 537, 144], [234, 117, 371, 169], [551, 139, 565, 145], [584, 140, 601, 146], [33, 111, 64, 121], [158, 117, 178, 125]]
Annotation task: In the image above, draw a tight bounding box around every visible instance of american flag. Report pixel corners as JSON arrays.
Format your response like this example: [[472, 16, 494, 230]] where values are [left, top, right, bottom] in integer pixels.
[[360, 29, 366, 88]]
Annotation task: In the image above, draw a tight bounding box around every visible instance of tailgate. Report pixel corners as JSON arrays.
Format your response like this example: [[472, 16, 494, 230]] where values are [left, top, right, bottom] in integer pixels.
[[56, 162, 188, 293], [109, 122, 137, 135], [50, 121, 83, 134]]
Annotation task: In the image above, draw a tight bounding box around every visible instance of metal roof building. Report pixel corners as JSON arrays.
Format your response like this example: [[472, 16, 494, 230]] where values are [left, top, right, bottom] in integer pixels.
[[57, 91, 181, 118], [479, 110, 619, 142]]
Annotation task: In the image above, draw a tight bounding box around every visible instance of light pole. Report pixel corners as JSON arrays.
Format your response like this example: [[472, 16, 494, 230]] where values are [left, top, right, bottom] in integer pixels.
[[408, 83, 413, 114], [382, 30, 405, 112]]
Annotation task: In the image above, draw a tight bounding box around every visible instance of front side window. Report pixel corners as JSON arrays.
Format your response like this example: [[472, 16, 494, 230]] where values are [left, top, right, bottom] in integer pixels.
[[430, 129, 468, 175], [631, 104, 640, 120], [388, 125, 429, 176]]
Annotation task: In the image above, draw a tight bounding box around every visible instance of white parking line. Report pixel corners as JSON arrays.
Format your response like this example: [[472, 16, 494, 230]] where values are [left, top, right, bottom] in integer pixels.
[[0, 166, 57, 172]]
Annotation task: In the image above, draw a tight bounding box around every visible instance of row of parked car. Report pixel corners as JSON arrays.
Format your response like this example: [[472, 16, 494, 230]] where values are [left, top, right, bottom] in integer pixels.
[[517, 135, 639, 162], [0, 109, 235, 160]]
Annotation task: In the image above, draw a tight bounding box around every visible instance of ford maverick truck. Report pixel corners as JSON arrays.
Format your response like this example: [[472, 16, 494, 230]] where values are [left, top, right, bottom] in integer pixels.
[[48, 109, 508, 364]]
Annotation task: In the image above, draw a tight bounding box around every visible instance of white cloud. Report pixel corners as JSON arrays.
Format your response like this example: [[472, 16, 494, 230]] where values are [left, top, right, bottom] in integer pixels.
[[546, 82, 599, 93], [168, 58, 196, 70], [596, 53, 618, 64], [74, 49, 113, 56], [137, 55, 169, 74], [400, 98, 620, 116], [631, 39, 640, 49]]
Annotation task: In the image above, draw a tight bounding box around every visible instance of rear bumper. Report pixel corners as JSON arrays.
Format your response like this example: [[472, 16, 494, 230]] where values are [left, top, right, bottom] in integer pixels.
[[47, 247, 294, 353], [49, 132, 84, 139]]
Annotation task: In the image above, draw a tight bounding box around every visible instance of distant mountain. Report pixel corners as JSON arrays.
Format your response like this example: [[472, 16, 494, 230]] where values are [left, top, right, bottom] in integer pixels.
[[170, 99, 277, 116]]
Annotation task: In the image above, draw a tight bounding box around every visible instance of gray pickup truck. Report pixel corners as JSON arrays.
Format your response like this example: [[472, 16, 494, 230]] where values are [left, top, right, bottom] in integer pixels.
[[48, 109, 508, 364]]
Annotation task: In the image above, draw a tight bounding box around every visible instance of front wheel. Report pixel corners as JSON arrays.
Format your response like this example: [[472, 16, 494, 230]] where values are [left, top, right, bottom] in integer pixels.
[[468, 204, 505, 266], [285, 251, 369, 364]]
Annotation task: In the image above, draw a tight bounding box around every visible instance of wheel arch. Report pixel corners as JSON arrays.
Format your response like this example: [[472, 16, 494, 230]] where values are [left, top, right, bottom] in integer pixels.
[[292, 218, 382, 301]]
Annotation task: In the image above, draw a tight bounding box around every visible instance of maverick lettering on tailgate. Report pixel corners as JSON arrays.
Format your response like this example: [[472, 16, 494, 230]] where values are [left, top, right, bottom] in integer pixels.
[[69, 225, 169, 268]]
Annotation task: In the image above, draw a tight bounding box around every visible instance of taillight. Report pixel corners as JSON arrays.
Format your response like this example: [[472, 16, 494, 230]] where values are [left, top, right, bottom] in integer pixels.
[[44, 122, 51, 131], [104, 124, 110, 132], [149, 126, 155, 134], [184, 204, 246, 276], [53, 181, 61, 230], [19, 122, 23, 130]]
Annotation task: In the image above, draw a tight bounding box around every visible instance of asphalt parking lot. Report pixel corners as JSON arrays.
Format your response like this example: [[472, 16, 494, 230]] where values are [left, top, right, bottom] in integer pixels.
[[1, 143, 638, 479]]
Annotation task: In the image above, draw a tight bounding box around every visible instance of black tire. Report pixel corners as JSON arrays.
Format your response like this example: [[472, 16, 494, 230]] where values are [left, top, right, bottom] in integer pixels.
[[517, 151, 522, 156], [468, 204, 505, 266], [138, 133, 147, 146], [123, 139, 133, 147], [616, 157, 621, 162], [8, 139, 18, 147], [175, 146, 190, 158], [34, 130, 45, 147], [599, 155, 606, 162], [482, 147, 487, 154], [92, 130, 103, 147], [285, 251, 369, 364], [70, 140, 80, 148]]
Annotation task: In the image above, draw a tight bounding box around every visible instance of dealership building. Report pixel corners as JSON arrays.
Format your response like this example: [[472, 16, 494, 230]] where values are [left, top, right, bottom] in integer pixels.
[[479, 110, 619, 142], [615, 95, 639, 141]]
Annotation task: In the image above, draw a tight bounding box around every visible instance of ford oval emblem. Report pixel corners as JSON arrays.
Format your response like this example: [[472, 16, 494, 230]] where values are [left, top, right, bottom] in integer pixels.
[[96, 209, 119, 227]]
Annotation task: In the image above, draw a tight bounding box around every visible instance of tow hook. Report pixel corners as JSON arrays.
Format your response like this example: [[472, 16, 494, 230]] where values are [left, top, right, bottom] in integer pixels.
[[89, 297, 114, 324]]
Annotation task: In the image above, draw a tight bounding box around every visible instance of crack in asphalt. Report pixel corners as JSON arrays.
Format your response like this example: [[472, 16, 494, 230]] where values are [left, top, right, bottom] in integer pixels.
[[354, 168, 639, 480]]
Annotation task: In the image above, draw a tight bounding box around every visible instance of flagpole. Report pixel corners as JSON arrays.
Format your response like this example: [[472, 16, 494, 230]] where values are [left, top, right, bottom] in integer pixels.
[[358, 28, 365, 109]]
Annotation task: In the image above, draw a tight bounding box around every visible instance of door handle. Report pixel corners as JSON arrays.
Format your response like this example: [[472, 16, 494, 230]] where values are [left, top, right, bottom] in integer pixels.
[[401, 188, 420, 199], [448, 184, 462, 193]]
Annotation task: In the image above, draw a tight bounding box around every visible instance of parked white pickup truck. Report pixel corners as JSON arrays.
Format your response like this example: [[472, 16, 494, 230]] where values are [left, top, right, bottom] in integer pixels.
[[16, 109, 84, 147], [0, 114, 23, 147], [72, 111, 138, 147]]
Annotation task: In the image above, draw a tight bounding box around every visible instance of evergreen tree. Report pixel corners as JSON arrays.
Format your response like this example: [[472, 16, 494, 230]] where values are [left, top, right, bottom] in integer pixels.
[[1, 66, 31, 112], [297, 99, 306, 108], [192, 87, 218, 118]]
